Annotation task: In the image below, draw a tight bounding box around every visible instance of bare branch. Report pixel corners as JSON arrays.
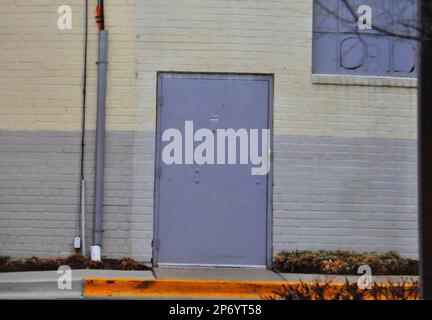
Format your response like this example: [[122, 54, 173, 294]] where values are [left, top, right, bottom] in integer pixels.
[[315, 0, 429, 42]]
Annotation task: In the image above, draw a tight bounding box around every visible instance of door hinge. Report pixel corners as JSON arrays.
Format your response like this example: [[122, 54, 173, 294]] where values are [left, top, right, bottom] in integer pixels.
[[158, 166, 162, 178], [159, 95, 164, 107]]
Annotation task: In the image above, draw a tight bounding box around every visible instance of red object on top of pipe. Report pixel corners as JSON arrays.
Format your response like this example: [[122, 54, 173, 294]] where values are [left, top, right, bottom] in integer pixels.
[[95, 4, 102, 31], [95, 0, 105, 31]]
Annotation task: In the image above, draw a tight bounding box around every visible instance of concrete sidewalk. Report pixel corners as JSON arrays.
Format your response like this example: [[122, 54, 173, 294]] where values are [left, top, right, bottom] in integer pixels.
[[153, 267, 283, 281], [278, 273, 418, 284], [0, 268, 419, 299], [153, 267, 418, 284], [0, 270, 154, 299]]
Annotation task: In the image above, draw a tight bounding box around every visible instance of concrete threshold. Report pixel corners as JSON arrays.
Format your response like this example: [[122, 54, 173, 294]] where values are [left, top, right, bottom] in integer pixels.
[[153, 267, 283, 281]]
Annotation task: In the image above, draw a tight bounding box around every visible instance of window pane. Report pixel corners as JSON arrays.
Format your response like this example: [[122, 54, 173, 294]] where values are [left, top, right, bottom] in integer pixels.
[[312, 0, 418, 77]]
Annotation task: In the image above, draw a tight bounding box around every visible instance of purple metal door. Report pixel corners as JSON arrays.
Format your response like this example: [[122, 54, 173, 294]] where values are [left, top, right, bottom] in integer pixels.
[[154, 73, 272, 267]]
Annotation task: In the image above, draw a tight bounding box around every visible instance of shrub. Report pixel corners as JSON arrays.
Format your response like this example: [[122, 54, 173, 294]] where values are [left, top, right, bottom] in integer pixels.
[[0, 256, 10, 272], [64, 254, 92, 269], [116, 257, 147, 270], [271, 280, 419, 300], [273, 250, 418, 275], [0, 254, 149, 272]]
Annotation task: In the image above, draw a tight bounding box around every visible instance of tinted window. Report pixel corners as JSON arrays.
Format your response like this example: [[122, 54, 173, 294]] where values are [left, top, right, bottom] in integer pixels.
[[312, 0, 418, 77]]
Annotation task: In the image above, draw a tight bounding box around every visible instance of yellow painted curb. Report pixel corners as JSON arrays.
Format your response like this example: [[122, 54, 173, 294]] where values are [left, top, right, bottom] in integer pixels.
[[82, 278, 418, 300], [83, 278, 292, 299]]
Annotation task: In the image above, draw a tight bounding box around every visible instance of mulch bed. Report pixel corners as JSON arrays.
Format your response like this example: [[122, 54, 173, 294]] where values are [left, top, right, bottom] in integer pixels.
[[272, 250, 419, 276], [0, 254, 150, 272]]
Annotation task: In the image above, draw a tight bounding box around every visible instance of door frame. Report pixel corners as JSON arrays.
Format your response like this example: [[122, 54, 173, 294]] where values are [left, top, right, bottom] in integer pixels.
[[152, 72, 274, 268]]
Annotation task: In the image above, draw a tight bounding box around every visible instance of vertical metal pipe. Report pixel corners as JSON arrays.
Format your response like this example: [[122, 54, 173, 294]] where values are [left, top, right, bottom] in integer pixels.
[[78, 0, 89, 257], [92, 30, 108, 256], [80, 179, 86, 255]]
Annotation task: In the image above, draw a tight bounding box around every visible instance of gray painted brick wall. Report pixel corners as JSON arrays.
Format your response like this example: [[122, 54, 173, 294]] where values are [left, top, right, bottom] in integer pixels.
[[0, 131, 418, 260], [0, 130, 155, 261], [273, 135, 418, 258], [0, 131, 82, 258]]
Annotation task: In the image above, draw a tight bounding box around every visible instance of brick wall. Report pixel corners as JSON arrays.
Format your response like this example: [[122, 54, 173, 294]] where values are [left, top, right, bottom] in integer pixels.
[[135, 0, 419, 258], [273, 136, 418, 257], [0, 1, 145, 259], [0, 0, 419, 260]]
